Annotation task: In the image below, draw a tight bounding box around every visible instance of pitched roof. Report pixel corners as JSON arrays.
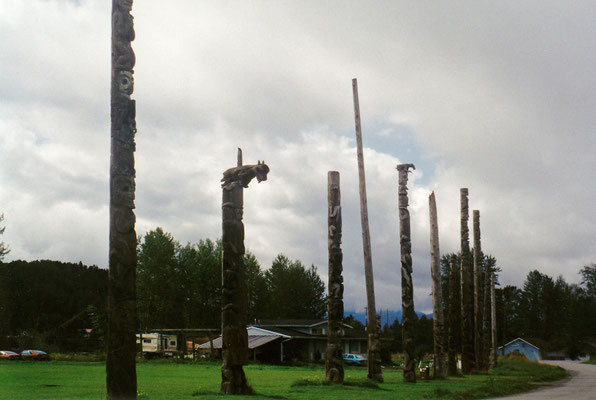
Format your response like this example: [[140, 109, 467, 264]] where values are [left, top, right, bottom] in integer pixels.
[[498, 337, 540, 350], [198, 334, 280, 349], [254, 319, 325, 327]]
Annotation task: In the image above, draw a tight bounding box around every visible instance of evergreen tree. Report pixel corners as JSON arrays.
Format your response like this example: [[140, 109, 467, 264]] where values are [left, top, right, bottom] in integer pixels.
[[579, 264, 596, 297], [263, 255, 326, 319], [136, 228, 183, 329], [0, 213, 9, 261]]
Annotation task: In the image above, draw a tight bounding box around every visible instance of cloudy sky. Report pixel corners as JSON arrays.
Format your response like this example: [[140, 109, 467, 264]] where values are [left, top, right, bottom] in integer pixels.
[[1, 0, 595, 313]]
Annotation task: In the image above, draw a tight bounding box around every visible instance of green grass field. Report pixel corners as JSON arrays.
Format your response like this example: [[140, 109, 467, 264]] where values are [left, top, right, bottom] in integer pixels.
[[0, 358, 567, 400]]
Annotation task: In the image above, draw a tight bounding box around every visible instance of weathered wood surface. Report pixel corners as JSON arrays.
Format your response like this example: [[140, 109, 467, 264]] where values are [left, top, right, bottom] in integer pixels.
[[429, 192, 446, 379], [447, 254, 459, 376], [473, 210, 485, 371], [397, 163, 416, 383], [107, 1, 138, 398], [326, 171, 344, 384], [482, 258, 491, 370], [352, 78, 382, 382], [460, 188, 475, 374], [221, 159, 269, 394], [491, 273, 498, 368]]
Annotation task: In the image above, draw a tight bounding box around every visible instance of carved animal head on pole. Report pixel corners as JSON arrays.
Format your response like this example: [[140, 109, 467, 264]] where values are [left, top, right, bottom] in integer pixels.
[[221, 161, 270, 189], [255, 160, 270, 183]]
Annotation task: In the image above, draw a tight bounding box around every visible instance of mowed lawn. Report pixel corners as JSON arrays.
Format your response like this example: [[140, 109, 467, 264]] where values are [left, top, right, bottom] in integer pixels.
[[0, 359, 566, 400]]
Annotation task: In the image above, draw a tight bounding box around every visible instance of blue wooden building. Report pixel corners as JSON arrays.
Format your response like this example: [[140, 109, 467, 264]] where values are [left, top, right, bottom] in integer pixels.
[[498, 338, 541, 362]]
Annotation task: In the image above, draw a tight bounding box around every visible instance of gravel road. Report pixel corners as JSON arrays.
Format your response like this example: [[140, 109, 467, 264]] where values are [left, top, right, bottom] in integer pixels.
[[492, 360, 595, 400]]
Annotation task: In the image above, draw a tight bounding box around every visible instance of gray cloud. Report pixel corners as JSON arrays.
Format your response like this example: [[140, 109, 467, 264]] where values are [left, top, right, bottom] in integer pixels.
[[1, 1, 595, 313]]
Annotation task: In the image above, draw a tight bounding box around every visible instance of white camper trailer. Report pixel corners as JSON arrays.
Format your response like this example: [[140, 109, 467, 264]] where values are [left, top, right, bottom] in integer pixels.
[[136, 333, 178, 357]]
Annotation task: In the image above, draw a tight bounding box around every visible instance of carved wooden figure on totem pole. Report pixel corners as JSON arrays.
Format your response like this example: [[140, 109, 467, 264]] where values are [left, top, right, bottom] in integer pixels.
[[107, 1, 137, 399], [473, 209, 486, 371], [220, 157, 269, 395], [460, 188, 475, 374], [397, 163, 416, 383], [326, 171, 344, 384]]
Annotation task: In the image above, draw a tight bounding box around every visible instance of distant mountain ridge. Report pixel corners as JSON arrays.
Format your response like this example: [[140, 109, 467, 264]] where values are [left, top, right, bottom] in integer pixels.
[[345, 310, 431, 326]]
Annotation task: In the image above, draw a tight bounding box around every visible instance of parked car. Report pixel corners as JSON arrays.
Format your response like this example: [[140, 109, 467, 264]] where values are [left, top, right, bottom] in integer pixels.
[[0, 350, 21, 360], [20, 350, 50, 360], [343, 353, 367, 365]]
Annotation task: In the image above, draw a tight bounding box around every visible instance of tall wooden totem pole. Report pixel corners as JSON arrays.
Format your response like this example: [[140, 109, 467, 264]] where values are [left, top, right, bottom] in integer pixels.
[[447, 254, 459, 376], [490, 273, 498, 368], [473, 210, 485, 371], [460, 189, 475, 374], [429, 192, 446, 379], [326, 171, 344, 384], [397, 163, 416, 383], [352, 79, 382, 382], [484, 256, 497, 369], [482, 258, 492, 369], [220, 153, 269, 394], [108, 1, 138, 398]]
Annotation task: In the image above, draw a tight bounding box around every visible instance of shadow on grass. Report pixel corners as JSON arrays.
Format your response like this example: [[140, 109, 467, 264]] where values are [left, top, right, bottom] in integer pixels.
[[291, 377, 388, 391], [190, 389, 288, 399]]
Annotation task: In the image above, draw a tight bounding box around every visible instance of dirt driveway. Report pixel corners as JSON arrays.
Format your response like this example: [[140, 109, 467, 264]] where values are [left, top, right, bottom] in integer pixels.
[[493, 360, 595, 399]]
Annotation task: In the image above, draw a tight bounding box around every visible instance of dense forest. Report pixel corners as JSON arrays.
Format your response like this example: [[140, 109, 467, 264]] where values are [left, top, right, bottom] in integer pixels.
[[0, 260, 108, 351], [1, 227, 594, 359]]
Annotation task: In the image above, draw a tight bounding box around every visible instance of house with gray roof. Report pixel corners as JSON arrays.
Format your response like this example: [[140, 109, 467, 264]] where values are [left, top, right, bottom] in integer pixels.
[[199, 319, 367, 362]]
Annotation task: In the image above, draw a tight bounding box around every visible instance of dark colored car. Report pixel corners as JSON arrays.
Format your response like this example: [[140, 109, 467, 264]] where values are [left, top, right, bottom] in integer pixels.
[[0, 350, 21, 360], [20, 350, 50, 360], [343, 353, 367, 365]]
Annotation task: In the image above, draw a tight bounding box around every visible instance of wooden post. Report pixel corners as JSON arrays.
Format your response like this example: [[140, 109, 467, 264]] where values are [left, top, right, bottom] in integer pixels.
[[397, 163, 416, 383], [490, 273, 498, 368], [473, 210, 484, 371], [429, 192, 446, 379], [447, 254, 459, 376], [352, 78, 383, 382], [220, 156, 269, 394], [482, 258, 491, 369], [460, 189, 474, 374], [325, 171, 344, 384], [107, 1, 138, 398]]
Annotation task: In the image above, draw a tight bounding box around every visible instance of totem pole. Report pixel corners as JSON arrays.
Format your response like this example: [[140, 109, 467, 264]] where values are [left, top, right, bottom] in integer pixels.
[[107, 1, 137, 398], [397, 163, 416, 383], [491, 273, 498, 368], [220, 156, 270, 394], [352, 78, 382, 382], [473, 210, 485, 371], [429, 192, 446, 379], [325, 171, 344, 384], [447, 254, 459, 376], [482, 258, 491, 369], [460, 188, 475, 374]]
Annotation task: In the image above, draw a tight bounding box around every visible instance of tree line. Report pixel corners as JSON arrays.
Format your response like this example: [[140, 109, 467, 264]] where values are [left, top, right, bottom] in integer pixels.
[[0, 259, 108, 351], [0, 227, 326, 352], [1, 226, 594, 359], [136, 228, 326, 331]]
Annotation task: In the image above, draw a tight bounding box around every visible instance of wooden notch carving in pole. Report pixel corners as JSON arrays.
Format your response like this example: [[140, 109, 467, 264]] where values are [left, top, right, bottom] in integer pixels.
[[107, 0, 138, 398], [352, 78, 383, 382], [220, 153, 270, 394], [429, 192, 446, 379], [397, 163, 416, 383], [325, 171, 344, 384]]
